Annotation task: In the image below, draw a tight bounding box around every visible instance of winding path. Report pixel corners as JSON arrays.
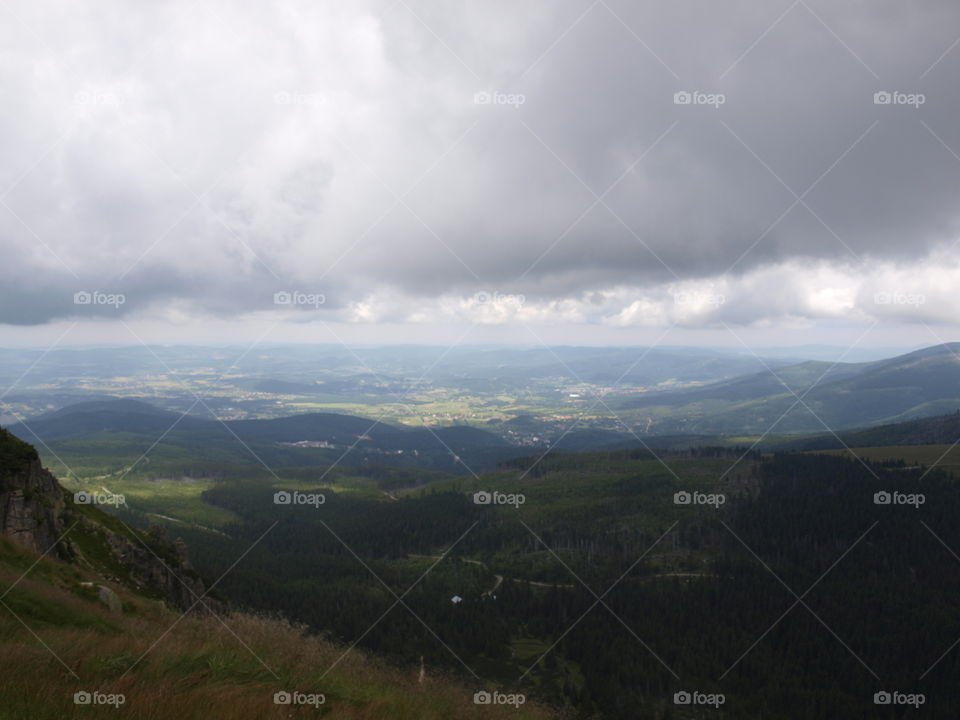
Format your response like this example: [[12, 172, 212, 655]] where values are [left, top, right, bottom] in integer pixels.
[[410, 555, 709, 597]]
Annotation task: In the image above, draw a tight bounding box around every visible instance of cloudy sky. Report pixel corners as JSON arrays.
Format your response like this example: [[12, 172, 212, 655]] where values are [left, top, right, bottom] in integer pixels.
[[1, 0, 959, 350]]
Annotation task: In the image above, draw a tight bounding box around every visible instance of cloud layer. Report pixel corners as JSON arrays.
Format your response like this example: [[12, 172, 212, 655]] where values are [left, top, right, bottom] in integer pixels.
[[1, 0, 959, 335]]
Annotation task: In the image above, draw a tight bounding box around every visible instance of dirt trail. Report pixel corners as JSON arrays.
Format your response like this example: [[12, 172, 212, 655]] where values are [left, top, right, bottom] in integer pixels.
[[413, 555, 575, 596], [410, 554, 708, 596]]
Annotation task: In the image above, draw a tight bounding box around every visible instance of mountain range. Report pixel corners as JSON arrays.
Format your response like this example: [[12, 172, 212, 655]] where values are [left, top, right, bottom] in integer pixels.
[[616, 342, 960, 435]]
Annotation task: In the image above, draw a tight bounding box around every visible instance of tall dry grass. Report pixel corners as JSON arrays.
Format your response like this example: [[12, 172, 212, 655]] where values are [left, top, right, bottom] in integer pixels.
[[0, 538, 558, 719]]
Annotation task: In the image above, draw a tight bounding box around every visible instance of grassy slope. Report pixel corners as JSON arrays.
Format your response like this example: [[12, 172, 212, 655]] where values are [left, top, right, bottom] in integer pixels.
[[54, 467, 421, 532], [0, 537, 556, 720]]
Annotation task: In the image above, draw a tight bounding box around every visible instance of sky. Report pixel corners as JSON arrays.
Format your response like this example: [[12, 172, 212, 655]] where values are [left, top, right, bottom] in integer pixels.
[[1, 0, 959, 352]]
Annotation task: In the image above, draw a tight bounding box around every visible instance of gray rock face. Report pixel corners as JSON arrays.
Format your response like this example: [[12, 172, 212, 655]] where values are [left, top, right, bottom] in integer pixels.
[[0, 454, 66, 558], [1, 428, 215, 614], [97, 584, 123, 613], [105, 525, 212, 613]]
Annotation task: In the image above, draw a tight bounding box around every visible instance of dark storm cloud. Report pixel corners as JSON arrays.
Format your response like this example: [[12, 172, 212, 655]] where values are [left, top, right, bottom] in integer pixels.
[[0, 0, 958, 325]]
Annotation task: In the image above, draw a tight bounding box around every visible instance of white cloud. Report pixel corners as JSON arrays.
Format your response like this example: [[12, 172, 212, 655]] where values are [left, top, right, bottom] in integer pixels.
[[1, 0, 959, 344]]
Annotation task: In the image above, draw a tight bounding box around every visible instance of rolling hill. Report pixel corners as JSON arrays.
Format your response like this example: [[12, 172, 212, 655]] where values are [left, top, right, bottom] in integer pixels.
[[769, 409, 960, 451], [616, 342, 960, 434], [6, 399, 520, 476]]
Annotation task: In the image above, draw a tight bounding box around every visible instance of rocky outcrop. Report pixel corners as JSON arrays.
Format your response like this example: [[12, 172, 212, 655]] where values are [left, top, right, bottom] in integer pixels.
[[104, 523, 213, 613], [0, 428, 214, 613], [0, 430, 67, 558], [81, 582, 123, 613]]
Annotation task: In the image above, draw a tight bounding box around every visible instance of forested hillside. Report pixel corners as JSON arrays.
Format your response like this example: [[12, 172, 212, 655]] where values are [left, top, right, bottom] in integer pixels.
[[124, 446, 960, 718]]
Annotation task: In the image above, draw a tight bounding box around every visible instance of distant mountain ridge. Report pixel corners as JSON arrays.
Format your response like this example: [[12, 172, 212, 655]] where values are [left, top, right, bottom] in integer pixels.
[[771, 409, 960, 451], [16, 398, 212, 440], [5, 398, 518, 475], [11, 398, 465, 440], [617, 342, 960, 434], [9, 342, 960, 470]]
